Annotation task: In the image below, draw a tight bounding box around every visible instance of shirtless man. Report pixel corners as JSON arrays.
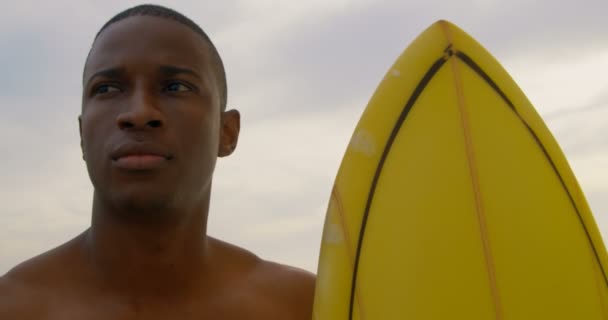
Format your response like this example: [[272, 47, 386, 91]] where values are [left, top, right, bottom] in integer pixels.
[[0, 4, 315, 319]]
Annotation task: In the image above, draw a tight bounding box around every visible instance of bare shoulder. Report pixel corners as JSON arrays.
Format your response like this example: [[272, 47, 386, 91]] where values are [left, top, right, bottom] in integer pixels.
[[0, 272, 48, 318], [252, 260, 316, 315], [0, 252, 60, 318], [210, 237, 316, 294], [0, 234, 85, 318], [3, 233, 84, 285], [209, 237, 316, 319]]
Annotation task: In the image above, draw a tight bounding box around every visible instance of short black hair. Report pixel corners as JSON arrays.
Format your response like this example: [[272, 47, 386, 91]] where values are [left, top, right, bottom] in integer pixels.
[[90, 4, 227, 110]]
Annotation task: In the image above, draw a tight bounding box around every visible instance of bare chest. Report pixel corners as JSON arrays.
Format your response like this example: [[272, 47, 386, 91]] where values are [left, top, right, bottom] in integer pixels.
[[38, 291, 290, 320]]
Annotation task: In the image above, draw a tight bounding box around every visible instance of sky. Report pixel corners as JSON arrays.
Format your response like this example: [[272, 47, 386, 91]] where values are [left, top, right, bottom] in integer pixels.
[[0, 0, 606, 274]]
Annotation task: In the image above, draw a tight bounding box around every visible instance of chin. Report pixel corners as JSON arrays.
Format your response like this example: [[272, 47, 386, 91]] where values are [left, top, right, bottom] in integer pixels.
[[117, 194, 172, 213], [106, 186, 178, 216]]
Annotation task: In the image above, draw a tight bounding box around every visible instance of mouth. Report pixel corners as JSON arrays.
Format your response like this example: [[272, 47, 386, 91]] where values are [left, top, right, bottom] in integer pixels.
[[111, 143, 173, 171]]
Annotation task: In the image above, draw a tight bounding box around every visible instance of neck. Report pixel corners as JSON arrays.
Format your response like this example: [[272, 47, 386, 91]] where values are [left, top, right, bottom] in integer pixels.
[[84, 190, 211, 297]]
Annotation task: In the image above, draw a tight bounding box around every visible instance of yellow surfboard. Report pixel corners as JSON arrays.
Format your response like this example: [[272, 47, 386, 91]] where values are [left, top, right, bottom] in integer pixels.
[[313, 20, 608, 319]]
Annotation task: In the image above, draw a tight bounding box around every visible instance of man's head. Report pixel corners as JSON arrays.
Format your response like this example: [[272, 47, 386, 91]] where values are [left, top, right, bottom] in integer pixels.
[[79, 4, 240, 218], [88, 4, 228, 111]]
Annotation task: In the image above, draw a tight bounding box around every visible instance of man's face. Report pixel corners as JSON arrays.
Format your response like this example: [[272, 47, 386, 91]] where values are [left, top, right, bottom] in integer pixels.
[[80, 16, 236, 213]]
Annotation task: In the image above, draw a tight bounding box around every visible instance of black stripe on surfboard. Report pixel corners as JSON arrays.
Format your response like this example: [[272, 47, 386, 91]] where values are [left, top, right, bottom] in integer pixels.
[[455, 51, 608, 287], [347, 50, 451, 320], [347, 47, 608, 319]]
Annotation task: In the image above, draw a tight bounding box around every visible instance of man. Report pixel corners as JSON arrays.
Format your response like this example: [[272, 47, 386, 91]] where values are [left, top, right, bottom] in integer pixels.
[[0, 4, 316, 319]]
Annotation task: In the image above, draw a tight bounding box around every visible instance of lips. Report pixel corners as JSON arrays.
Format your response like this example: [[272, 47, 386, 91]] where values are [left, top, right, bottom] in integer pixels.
[[110, 143, 172, 170]]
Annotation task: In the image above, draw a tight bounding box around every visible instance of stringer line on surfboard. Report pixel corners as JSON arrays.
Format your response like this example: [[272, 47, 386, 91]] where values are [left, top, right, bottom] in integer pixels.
[[346, 46, 608, 320], [347, 50, 450, 320], [455, 50, 608, 289], [449, 47, 503, 320]]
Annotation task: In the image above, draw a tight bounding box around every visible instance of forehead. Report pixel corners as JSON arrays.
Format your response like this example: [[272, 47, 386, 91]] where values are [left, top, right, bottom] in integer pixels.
[[84, 15, 211, 80]]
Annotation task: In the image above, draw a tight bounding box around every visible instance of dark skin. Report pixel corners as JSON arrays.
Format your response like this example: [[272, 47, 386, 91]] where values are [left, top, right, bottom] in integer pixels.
[[0, 16, 315, 319]]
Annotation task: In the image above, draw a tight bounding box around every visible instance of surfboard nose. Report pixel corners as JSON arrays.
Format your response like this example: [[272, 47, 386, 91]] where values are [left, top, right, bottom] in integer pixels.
[[313, 20, 608, 320]]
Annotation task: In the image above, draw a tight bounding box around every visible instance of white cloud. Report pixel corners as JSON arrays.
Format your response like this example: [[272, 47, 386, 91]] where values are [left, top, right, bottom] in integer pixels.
[[208, 106, 359, 270], [502, 48, 608, 115]]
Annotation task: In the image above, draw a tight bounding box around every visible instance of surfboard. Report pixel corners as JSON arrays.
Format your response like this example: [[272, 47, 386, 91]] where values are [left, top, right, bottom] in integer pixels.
[[312, 20, 608, 319]]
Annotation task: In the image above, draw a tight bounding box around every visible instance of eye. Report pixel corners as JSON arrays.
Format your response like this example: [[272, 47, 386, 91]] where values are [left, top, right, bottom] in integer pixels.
[[165, 82, 192, 92], [94, 84, 121, 95]]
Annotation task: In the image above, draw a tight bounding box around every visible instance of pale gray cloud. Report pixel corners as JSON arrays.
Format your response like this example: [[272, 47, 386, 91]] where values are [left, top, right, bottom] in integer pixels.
[[549, 105, 608, 156], [221, 0, 608, 122]]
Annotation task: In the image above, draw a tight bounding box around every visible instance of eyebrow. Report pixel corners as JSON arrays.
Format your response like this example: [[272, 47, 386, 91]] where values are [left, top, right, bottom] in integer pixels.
[[159, 65, 202, 81], [84, 65, 202, 88], [85, 67, 126, 88]]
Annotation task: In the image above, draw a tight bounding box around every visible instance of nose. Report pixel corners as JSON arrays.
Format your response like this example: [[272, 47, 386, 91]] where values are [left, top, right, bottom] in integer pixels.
[[116, 93, 165, 131]]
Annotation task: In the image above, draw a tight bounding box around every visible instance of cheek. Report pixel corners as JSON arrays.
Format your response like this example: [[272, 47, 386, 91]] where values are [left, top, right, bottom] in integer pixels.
[[80, 118, 107, 190], [80, 110, 115, 170], [81, 116, 105, 156], [175, 114, 221, 184], [182, 123, 219, 162], [177, 109, 221, 153]]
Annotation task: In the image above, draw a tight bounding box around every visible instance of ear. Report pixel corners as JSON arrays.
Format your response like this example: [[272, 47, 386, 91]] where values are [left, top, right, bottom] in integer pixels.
[[79, 116, 85, 161], [218, 109, 241, 157]]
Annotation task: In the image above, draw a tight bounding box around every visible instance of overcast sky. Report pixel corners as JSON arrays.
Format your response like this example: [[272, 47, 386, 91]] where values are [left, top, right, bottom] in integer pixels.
[[0, 0, 606, 274]]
